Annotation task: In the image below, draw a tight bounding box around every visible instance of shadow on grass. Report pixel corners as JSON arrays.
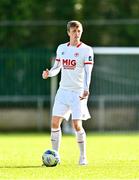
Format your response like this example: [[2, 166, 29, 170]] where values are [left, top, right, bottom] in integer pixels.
[[0, 165, 42, 168]]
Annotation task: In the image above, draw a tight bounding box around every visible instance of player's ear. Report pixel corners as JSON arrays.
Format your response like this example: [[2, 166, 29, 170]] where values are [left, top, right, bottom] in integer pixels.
[[67, 31, 70, 37]]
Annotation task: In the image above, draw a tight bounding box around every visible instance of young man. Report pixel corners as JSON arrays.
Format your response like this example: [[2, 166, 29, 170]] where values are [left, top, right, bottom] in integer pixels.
[[42, 20, 94, 165]]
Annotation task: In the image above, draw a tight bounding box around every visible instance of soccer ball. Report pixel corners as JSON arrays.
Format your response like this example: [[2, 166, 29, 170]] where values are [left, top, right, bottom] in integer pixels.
[[42, 149, 60, 167]]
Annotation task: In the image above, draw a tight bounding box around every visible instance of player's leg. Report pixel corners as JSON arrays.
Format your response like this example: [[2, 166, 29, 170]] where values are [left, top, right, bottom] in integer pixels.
[[72, 120, 88, 165], [51, 89, 70, 152], [70, 91, 90, 165], [51, 116, 63, 152]]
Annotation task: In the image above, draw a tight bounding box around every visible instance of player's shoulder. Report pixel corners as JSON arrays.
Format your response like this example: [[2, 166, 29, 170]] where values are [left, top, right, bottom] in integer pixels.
[[81, 43, 94, 53], [81, 43, 93, 50], [57, 42, 69, 50]]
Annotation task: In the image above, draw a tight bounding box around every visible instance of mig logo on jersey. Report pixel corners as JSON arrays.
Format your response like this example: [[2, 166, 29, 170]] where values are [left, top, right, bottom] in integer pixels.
[[62, 59, 76, 70]]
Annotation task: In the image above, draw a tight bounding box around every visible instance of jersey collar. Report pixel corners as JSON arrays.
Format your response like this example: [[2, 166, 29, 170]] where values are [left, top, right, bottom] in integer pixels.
[[67, 42, 82, 48]]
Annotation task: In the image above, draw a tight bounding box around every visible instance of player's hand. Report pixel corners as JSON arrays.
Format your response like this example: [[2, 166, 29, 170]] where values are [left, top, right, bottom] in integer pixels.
[[42, 69, 49, 79], [79, 90, 89, 100]]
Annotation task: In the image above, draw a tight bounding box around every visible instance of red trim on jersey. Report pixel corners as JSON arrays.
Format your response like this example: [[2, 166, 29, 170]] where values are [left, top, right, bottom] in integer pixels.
[[76, 42, 82, 48], [56, 58, 60, 61], [84, 62, 93, 64], [67, 42, 82, 47], [67, 42, 70, 46]]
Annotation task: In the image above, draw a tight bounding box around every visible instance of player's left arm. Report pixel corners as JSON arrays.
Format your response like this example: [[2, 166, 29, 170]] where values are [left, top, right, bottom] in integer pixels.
[[80, 47, 94, 100]]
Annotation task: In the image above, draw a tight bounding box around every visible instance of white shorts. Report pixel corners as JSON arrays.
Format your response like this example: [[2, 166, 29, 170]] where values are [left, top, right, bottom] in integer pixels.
[[52, 88, 91, 120]]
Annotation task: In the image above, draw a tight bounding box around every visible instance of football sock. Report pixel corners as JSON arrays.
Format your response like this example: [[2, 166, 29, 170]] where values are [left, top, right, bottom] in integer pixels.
[[51, 128, 61, 152], [76, 128, 86, 158]]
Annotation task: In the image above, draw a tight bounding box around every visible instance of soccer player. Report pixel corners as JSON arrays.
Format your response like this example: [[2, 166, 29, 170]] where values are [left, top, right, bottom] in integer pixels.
[[42, 20, 94, 165]]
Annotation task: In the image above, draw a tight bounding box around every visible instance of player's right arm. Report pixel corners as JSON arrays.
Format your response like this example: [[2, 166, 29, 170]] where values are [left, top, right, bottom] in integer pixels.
[[42, 45, 62, 79], [42, 60, 61, 79]]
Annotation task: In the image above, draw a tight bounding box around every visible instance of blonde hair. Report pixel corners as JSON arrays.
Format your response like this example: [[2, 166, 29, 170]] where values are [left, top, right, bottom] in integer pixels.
[[67, 20, 83, 32]]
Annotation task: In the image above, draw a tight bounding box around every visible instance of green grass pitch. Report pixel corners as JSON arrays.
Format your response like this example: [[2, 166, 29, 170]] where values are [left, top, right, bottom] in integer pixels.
[[0, 132, 139, 180]]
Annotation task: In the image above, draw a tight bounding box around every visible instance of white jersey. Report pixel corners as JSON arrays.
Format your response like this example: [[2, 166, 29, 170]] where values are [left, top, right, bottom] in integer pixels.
[[49, 42, 94, 92]]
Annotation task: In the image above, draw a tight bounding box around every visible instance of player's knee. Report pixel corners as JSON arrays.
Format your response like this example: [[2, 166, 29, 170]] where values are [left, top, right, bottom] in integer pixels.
[[51, 116, 62, 129], [74, 126, 82, 131], [72, 121, 82, 131], [51, 123, 59, 129], [51, 121, 60, 129]]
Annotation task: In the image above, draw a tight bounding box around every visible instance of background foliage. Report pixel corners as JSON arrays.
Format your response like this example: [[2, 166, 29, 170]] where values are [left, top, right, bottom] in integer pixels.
[[0, 0, 139, 48]]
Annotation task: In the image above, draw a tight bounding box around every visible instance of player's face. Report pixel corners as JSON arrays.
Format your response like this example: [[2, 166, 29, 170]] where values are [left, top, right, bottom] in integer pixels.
[[67, 26, 83, 42]]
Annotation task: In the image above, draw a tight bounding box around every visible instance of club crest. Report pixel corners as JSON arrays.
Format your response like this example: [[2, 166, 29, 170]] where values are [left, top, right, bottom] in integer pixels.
[[74, 52, 79, 57]]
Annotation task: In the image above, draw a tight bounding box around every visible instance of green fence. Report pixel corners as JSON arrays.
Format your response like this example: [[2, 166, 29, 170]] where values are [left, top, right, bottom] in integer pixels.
[[0, 48, 139, 131], [92, 54, 139, 96], [1, 48, 139, 97], [0, 48, 53, 96]]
